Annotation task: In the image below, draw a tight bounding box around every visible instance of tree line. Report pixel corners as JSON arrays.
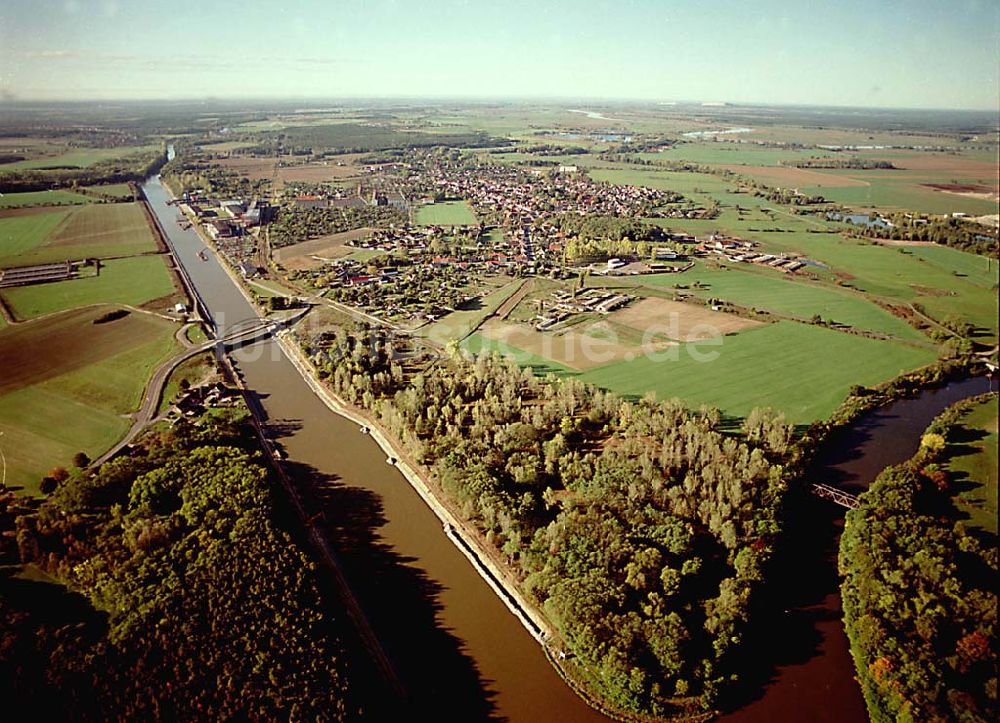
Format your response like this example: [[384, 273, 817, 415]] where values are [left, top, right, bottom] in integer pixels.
[[839, 394, 997, 723]]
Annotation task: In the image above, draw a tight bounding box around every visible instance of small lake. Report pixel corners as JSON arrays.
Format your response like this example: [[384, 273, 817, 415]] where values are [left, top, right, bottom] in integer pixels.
[[825, 212, 891, 229]]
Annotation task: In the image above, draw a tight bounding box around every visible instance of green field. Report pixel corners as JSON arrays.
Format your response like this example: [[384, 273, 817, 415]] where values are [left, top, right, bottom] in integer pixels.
[[800, 176, 999, 216], [461, 331, 574, 376], [624, 264, 929, 341], [0, 145, 158, 171], [414, 200, 478, 226], [0, 306, 179, 495], [575, 321, 937, 424], [80, 183, 135, 199], [0, 209, 72, 263], [0, 203, 159, 268], [946, 396, 998, 535], [744, 232, 999, 337], [468, 320, 937, 424], [2, 255, 177, 320], [0, 190, 92, 209], [588, 167, 733, 195], [645, 144, 836, 167]]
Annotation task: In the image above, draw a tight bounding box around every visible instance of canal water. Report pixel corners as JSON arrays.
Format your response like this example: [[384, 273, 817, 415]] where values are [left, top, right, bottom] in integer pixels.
[[143, 176, 610, 722]]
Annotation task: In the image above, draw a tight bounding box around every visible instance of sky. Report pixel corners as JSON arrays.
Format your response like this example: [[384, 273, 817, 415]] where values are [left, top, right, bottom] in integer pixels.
[[0, 0, 997, 110]]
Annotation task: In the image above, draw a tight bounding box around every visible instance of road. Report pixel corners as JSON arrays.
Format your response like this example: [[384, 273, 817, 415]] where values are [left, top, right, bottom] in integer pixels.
[[91, 317, 290, 467]]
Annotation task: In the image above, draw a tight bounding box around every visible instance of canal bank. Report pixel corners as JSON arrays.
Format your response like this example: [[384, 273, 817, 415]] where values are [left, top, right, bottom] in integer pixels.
[[142, 174, 613, 722]]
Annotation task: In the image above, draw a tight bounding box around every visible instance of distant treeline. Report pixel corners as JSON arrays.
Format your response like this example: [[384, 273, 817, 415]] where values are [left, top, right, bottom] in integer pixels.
[[789, 157, 897, 170], [0, 149, 167, 193], [263, 123, 507, 156]]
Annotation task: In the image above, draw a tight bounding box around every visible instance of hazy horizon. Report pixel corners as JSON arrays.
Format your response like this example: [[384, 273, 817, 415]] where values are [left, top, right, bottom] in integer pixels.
[[1, 0, 998, 111]]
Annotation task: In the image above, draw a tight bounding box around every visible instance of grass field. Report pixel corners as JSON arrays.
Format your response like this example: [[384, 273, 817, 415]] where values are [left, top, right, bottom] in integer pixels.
[[0, 306, 179, 495], [619, 264, 929, 341], [0, 145, 158, 171], [461, 331, 575, 375], [745, 232, 999, 337], [575, 321, 937, 424], [946, 396, 998, 535], [800, 176, 998, 216], [1, 255, 177, 320], [0, 202, 158, 268], [645, 144, 836, 167], [80, 183, 134, 199], [414, 200, 478, 226], [0, 190, 92, 209], [0, 209, 72, 264]]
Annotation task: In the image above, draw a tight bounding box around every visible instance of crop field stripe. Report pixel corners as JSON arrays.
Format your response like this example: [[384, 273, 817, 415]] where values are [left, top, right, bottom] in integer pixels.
[[0, 305, 180, 494]]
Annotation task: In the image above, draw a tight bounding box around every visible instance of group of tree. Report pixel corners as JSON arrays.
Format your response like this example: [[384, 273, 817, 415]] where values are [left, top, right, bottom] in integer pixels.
[[855, 215, 999, 258], [1, 409, 357, 720], [789, 157, 896, 170], [305, 326, 797, 716], [0, 148, 166, 193], [270, 205, 407, 248], [839, 394, 997, 723]]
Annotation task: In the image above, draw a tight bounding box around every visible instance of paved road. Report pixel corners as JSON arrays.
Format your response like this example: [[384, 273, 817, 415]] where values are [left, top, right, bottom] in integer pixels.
[[91, 318, 287, 467]]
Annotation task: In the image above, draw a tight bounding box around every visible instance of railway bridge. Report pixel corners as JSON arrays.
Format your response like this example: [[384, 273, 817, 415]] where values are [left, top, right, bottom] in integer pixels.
[[811, 483, 860, 509]]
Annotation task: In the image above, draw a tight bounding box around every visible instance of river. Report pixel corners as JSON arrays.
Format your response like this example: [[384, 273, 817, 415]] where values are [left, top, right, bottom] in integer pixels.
[[720, 375, 997, 722], [142, 176, 610, 722]]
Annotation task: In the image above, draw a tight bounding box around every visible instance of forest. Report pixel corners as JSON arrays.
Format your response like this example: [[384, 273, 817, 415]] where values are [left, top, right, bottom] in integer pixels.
[[0, 410, 356, 721], [839, 395, 998, 723], [304, 326, 797, 716]]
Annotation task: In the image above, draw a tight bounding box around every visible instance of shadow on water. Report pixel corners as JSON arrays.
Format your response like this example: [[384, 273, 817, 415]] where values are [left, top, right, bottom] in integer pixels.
[[718, 489, 860, 722], [719, 376, 997, 721], [267, 448, 502, 721]]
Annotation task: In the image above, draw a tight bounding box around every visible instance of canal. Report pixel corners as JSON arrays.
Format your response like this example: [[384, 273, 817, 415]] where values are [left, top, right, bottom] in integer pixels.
[[142, 175, 610, 722]]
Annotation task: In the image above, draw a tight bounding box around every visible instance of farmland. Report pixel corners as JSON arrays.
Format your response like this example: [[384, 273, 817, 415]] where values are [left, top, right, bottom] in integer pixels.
[[614, 263, 931, 341], [0, 305, 179, 495], [414, 200, 478, 226], [576, 321, 938, 424], [0, 202, 159, 267], [80, 182, 135, 199], [1, 255, 178, 320], [0, 190, 92, 209]]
